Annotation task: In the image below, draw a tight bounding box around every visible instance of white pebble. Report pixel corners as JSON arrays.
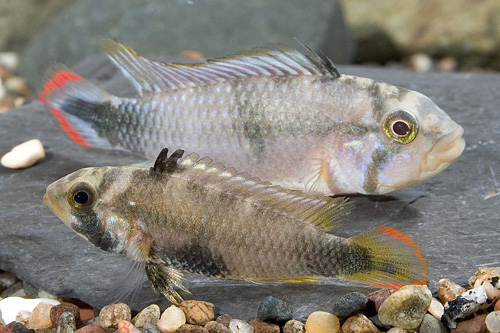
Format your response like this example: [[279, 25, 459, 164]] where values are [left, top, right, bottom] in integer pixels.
[[486, 311, 500, 333], [409, 53, 433, 72], [229, 319, 254, 333], [0, 297, 60, 325], [428, 297, 444, 320], [15, 310, 30, 325], [157, 305, 186, 333], [0, 52, 19, 71], [1, 139, 45, 169]]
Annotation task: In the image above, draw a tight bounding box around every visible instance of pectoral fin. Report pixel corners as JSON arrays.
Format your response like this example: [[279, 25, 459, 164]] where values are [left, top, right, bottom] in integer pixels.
[[145, 257, 190, 305]]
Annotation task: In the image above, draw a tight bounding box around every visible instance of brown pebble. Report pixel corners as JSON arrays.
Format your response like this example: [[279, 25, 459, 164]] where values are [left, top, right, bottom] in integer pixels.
[[50, 303, 81, 327], [283, 320, 305, 333], [216, 314, 232, 328], [341, 314, 380, 333], [367, 288, 395, 312], [27, 302, 54, 329], [249, 318, 280, 333], [99, 303, 131, 328], [175, 323, 209, 333], [204, 321, 230, 333], [449, 312, 487, 333], [437, 278, 466, 303], [75, 325, 106, 333], [80, 308, 95, 321], [468, 267, 500, 288], [180, 301, 215, 326], [495, 299, 500, 311]]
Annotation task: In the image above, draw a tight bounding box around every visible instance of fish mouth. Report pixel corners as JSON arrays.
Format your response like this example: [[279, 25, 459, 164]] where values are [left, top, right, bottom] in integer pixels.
[[43, 189, 69, 227], [421, 125, 465, 175]]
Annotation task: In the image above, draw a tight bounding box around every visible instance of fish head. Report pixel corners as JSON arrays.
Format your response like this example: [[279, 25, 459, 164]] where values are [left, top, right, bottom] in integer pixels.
[[44, 167, 135, 253], [321, 80, 465, 195], [372, 90, 465, 194]]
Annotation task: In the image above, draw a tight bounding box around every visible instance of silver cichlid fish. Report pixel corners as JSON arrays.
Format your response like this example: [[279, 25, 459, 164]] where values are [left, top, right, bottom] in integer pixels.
[[44, 148, 427, 303], [39, 40, 465, 195]]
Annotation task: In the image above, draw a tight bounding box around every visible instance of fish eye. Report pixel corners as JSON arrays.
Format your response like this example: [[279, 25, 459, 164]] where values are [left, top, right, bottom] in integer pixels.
[[383, 110, 419, 144], [68, 182, 96, 211]]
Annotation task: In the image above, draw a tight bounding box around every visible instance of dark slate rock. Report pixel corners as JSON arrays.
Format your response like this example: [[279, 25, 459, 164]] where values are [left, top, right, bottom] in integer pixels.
[[257, 296, 293, 324], [331, 292, 368, 319], [1, 55, 500, 320], [19, 0, 353, 87]]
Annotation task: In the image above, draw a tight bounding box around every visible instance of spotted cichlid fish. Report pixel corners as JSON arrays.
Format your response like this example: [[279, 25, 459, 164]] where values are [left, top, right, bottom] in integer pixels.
[[44, 148, 427, 303], [39, 40, 465, 195]]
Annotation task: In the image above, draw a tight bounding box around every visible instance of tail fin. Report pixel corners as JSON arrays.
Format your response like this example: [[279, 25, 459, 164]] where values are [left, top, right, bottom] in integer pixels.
[[38, 66, 113, 148], [342, 226, 428, 288]]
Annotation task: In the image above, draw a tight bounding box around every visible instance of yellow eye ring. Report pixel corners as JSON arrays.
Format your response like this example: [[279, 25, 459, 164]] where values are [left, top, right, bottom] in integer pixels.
[[68, 182, 96, 211], [383, 110, 419, 144]]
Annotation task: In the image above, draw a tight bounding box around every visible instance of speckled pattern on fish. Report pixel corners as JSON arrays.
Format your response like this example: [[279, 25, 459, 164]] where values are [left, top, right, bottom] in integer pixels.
[[44, 148, 427, 303], [38, 40, 465, 195]]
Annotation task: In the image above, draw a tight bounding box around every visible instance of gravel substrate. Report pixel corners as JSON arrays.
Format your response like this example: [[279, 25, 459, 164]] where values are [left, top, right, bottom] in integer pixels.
[[1, 267, 500, 333]]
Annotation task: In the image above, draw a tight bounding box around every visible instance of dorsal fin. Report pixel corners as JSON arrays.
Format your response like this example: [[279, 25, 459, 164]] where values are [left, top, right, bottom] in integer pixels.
[[151, 148, 184, 175], [175, 152, 352, 231], [97, 39, 341, 96]]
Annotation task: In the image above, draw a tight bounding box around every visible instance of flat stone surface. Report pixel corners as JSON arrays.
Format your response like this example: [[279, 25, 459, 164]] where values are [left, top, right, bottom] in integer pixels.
[[1, 55, 499, 320]]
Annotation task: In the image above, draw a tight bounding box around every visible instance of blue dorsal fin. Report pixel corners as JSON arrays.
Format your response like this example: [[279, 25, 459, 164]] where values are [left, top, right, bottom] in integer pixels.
[[98, 39, 340, 96]]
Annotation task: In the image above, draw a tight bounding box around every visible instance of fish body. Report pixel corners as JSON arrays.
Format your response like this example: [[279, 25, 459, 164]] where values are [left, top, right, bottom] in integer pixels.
[[39, 40, 465, 195], [44, 148, 427, 303]]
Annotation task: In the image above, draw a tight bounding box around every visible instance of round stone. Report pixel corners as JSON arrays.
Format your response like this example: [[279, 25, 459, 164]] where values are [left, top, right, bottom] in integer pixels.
[[437, 278, 466, 303], [366, 289, 394, 313], [117, 320, 141, 333], [157, 305, 186, 333], [377, 285, 432, 330], [341, 314, 379, 333], [0, 297, 59, 325], [57, 312, 76, 333], [428, 298, 444, 320], [331, 292, 368, 319], [75, 325, 107, 333], [304, 311, 340, 333], [180, 300, 215, 326], [419, 314, 447, 333], [283, 320, 305, 333], [486, 311, 500, 333], [27, 302, 54, 329], [98, 303, 131, 328], [175, 323, 209, 332], [249, 318, 279, 333], [228, 319, 253, 333], [450, 312, 487, 333], [442, 286, 487, 329], [0, 139, 45, 169], [257, 296, 293, 324], [204, 320, 230, 333], [50, 303, 81, 327], [131, 304, 161, 328]]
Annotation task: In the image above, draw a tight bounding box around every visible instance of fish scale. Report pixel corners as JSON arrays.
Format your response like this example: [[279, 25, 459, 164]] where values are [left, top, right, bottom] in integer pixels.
[[45, 148, 427, 303], [39, 39, 465, 195]]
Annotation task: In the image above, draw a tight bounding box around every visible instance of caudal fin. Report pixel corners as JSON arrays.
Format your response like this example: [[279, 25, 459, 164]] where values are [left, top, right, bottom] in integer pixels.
[[343, 226, 428, 288], [38, 66, 113, 148]]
